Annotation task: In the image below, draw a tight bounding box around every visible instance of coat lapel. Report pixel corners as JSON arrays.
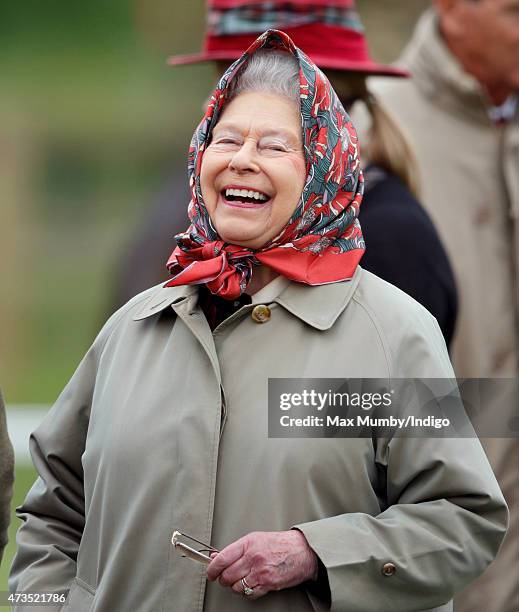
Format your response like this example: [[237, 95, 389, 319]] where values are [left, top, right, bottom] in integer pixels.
[[133, 282, 221, 384]]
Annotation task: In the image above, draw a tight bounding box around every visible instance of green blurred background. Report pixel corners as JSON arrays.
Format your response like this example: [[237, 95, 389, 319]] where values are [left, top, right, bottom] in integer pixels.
[[0, 0, 429, 593]]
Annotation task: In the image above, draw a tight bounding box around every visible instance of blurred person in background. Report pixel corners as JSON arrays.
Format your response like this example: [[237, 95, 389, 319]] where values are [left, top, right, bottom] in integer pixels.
[[8, 30, 508, 612], [0, 392, 14, 564], [111, 0, 458, 347], [367, 1, 519, 610]]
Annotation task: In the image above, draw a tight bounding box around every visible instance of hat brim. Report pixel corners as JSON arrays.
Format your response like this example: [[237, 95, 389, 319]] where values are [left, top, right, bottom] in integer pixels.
[[167, 50, 409, 78]]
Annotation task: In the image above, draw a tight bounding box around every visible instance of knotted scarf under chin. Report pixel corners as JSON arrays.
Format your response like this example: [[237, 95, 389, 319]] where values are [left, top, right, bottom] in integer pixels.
[[167, 241, 256, 299], [164, 29, 366, 300]]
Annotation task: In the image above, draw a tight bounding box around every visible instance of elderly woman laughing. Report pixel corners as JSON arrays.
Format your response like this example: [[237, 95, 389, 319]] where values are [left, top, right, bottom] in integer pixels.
[[10, 31, 506, 612]]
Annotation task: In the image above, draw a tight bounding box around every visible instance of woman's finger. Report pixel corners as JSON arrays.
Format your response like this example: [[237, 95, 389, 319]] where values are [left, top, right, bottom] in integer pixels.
[[206, 539, 245, 581], [231, 578, 266, 600], [217, 555, 251, 587]]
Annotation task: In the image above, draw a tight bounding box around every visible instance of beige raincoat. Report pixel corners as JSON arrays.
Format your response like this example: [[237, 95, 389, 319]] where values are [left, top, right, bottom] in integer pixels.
[[10, 268, 507, 611]]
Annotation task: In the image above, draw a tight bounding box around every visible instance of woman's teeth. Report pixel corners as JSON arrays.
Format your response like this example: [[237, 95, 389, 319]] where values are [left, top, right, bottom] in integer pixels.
[[225, 188, 269, 202]]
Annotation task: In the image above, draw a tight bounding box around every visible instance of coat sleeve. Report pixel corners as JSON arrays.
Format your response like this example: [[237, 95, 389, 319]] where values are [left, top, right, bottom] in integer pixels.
[[8, 322, 110, 607], [0, 391, 15, 564], [294, 311, 508, 612]]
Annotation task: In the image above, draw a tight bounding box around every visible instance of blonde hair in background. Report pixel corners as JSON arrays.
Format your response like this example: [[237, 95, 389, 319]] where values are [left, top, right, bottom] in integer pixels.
[[326, 70, 421, 199], [364, 93, 421, 199]]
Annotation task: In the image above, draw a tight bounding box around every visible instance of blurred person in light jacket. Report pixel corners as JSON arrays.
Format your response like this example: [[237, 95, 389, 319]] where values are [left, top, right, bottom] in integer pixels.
[[365, 1, 519, 610], [111, 0, 458, 347], [0, 391, 14, 564]]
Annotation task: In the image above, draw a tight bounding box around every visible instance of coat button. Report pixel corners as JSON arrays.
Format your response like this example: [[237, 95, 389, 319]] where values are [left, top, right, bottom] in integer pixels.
[[381, 562, 396, 577], [251, 304, 271, 323]]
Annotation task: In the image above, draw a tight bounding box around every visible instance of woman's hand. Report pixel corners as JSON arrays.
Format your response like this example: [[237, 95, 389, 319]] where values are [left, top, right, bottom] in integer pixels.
[[206, 529, 318, 599]]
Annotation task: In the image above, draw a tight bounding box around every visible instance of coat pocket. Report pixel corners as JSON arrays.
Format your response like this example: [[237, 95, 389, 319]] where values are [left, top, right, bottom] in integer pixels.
[[64, 577, 95, 610]]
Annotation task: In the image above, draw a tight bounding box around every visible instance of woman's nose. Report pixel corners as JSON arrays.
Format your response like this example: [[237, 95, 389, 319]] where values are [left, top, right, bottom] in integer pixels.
[[228, 141, 260, 173]]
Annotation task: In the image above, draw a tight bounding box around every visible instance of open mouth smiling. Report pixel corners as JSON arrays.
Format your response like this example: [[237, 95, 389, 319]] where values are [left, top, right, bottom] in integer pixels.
[[221, 186, 272, 207]]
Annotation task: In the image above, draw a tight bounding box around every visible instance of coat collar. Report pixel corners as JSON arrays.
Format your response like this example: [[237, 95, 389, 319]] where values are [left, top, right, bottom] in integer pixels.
[[274, 267, 362, 330], [132, 283, 198, 321], [132, 267, 363, 330]]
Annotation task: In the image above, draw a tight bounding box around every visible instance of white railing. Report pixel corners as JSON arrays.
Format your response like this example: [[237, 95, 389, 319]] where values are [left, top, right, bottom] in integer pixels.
[[5, 405, 51, 464]]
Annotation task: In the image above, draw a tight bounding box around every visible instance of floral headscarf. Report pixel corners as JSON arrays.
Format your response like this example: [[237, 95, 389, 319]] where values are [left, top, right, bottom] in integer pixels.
[[165, 29, 365, 299]]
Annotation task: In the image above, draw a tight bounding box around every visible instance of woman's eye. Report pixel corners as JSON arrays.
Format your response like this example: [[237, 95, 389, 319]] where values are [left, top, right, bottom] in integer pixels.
[[212, 137, 240, 146], [262, 143, 287, 152]]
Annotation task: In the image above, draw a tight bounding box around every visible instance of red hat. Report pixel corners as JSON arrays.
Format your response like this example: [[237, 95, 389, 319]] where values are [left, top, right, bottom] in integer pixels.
[[168, 0, 408, 78]]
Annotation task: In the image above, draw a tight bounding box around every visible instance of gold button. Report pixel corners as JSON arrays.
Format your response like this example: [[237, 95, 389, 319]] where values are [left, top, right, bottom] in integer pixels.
[[251, 304, 271, 324], [382, 562, 396, 577]]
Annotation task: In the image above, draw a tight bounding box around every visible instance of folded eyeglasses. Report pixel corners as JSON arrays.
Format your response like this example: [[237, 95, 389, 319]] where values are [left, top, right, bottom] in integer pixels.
[[171, 530, 219, 565]]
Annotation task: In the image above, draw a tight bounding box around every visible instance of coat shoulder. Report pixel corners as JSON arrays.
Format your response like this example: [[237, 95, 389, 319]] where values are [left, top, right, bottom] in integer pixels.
[[355, 268, 436, 322], [95, 283, 169, 346], [367, 75, 427, 122], [350, 269, 453, 378]]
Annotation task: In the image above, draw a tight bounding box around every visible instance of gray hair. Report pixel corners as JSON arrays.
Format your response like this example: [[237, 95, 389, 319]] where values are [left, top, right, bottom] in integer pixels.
[[227, 50, 300, 104]]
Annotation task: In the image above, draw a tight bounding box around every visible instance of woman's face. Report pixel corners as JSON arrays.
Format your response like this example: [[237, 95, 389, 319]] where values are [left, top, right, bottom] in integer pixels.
[[200, 91, 306, 249]]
